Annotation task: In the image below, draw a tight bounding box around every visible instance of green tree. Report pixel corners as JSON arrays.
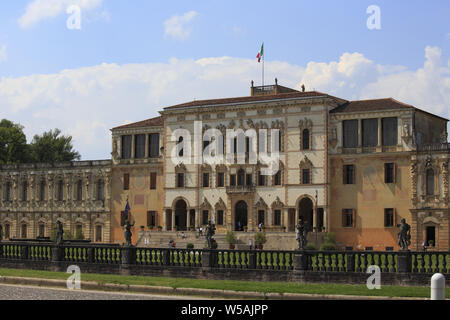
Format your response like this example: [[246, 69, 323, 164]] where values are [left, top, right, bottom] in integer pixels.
[[29, 129, 80, 163], [0, 119, 30, 164]]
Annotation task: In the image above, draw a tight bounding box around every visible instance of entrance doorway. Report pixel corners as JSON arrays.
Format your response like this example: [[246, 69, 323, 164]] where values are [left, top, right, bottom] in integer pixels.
[[298, 197, 314, 232], [426, 226, 436, 247], [175, 200, 188, 231], [235, 201, 248, 231], [288, 209, 295, 232]]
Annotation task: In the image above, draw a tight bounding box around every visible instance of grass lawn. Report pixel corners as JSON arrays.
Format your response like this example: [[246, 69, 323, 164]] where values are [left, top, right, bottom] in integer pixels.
[[0, 267, 447, 298]]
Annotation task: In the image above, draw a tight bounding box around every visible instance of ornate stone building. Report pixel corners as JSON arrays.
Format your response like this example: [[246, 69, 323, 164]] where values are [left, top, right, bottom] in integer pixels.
[[0, 161, 111, 242]]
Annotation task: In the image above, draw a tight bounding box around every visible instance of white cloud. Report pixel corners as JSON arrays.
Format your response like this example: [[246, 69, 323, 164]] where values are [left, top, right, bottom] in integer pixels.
[[0, 45, 7, 63], [0, 46, 448, 160], [164, 11, 198, 41], [18, 0, 102, 29]]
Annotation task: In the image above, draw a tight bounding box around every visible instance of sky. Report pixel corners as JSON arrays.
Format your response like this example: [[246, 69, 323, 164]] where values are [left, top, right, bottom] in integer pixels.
[[0, 0, 449, 160]]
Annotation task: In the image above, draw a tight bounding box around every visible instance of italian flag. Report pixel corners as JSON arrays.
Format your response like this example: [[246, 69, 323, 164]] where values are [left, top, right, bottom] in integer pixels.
[[256, 43, 264, 63]]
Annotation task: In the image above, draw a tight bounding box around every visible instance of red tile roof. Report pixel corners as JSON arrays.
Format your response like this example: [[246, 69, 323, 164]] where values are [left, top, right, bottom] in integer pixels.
[[112, 116, 163, 130], [331, 98, 448, 121], [163, 91, 337, 110]]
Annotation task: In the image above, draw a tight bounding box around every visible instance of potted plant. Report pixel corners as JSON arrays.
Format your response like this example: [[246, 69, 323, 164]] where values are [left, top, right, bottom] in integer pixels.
[[140, 225, 145, 231], [157, 226, 162, 232], [428, 240, 434, 247], [243, 226, 248, 232], [149, 225, 154, 231], [254, 232, 267, 250], [226, 231, 237, 249]]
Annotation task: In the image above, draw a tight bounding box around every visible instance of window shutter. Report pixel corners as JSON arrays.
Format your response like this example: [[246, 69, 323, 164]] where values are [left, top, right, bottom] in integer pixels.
[[393, 208, 397, 226], [343, 166, 346, 184], [120, 211, 125, 226], [342, 209, 345, 227], [393, 164, 397, 184], [352, 209, 356, 228], [384, 164, 388, 183]]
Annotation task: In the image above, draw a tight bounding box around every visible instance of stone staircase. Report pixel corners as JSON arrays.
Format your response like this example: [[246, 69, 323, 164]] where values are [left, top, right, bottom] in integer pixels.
[[136, 231, 326, 250]]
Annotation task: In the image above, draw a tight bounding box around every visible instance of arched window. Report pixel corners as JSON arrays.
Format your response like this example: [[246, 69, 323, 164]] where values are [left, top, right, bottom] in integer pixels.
[[21, 224, 27, 239], [426, 169, 435, 195], [302, 129, 310, 150], [95, 225, 102, 242]]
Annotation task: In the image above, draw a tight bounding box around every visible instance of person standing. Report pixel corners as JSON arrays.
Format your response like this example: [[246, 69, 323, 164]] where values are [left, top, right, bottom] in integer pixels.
[[249, 238, 253, 250]]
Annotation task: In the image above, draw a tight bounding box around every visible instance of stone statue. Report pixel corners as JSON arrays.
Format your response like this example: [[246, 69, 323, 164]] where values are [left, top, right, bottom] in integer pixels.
[[301, 84, 305, 92], [124, 219, 135, 246], [403, 123, 410, 137], [397, 219, 411, 251], [205, 221, 216, 249], [55, 221, 64, 245], [296, 218, 308, 250]]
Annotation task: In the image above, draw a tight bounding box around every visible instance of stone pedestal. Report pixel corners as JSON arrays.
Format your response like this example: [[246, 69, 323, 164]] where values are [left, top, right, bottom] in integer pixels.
[[397, 250, 411, 273], [121, 246, 136, 265], [293, 250, 309, 271], [202, 250, 217, 270], [248, 251, 256, 269], [51, 246, 64, 262]]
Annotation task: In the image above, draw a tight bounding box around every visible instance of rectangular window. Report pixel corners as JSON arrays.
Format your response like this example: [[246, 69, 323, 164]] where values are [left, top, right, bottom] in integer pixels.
[[97, 180, 104, 201], [384, 163, 395, 184], [150, 172, 157, 190], [134, 134, 146, 159], [342, 209, 354, 228], [384, 208, 395, 227], [273, 171, 281, 186], [230, 174, 236, 186], [147, 211, 156, 227], [121, 135, 132, 159], [302, 169, 310, 185], [217, 172, 225, 187], [21, 224, 27, 238], [123, 174, 130, 190], [149, 133, 160, 158], [38, 224, 45, 238], [217, 210, 224, 225], [203, 172, 210, 188], [258, 210, 265, 225], [202, 210, 209, 225], [382, 117, 398, 146], [22, 182, 28, 201], [77, 180, 83, 201], [246, 174, 252, 186], [177, 173, 184, 188], [274, 210, 281, 226], [5, 224, 10, 239], [343, 120, 358, 148], [6, 182, 11, 201], [362, 119, 378, 147], [96, 225, 102, 242], [343, 165, 355, 184], [58, 181, 64, 201], [258, 171, 266, 186], [40, 181, 46, 201]]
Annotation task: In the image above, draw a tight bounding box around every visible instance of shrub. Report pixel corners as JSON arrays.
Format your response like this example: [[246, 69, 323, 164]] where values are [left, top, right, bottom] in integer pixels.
[[254, 232, 267, 245], [305, 243, 317, 250], [324, 232, 336, 244], [320, 242, 337, 251], [226, 231, 237, 245], [186, 243, 194, 249]]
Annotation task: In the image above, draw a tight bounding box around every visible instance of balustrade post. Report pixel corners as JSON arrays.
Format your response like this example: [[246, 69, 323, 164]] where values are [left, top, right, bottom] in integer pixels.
[[162, 249, 170, 266], [248, 251, 257, 269], [202, 249, 217, 270], [51, 245, 64, 262], [21, 245, 29, 260], [87, 247, 95, 263], [346, 252, 355, 272], [293, 250, 309, 272], [120, 246, 136, 275], [397, 250, 411, 273]]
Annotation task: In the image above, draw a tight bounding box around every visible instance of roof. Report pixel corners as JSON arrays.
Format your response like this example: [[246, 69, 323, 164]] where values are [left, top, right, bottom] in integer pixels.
[[330, 98, 449, 121], [163, 91, 337, 110], [112, 116, 163, 130]]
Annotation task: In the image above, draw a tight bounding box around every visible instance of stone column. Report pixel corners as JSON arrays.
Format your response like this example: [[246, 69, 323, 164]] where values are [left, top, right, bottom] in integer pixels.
[[283, 208, 289, 232], [163, 209, 168, 231], [377, 118, 382, 152], [194, 209, 199, 229], [145, 134, 149, 159], [171, 210, 175, 231], [187, 210, 191, 229], [131, 134, 136, 159], [357, 118, 362, 150]]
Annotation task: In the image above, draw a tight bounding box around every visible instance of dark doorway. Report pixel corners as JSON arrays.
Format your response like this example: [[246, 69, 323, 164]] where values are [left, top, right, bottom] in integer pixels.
[[288, 209, 295, 232], [426, 226, 436, 247], [175, 200, 188, 231], [258, 210, 265, 225], [235, 201, 248, 231], [298, 197, 314, 232], [189, 209, 196, 229]]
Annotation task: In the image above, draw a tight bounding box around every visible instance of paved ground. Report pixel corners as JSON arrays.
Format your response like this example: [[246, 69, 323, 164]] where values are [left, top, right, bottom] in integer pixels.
[[0, 283, 206, 300]]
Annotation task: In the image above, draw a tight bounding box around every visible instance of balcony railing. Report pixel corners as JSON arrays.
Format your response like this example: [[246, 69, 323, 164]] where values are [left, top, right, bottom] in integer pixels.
[[226, 184, 256, 194]]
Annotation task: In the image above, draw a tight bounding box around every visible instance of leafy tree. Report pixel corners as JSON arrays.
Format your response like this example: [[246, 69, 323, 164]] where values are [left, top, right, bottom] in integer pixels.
[[0, 119, 30, 164], [29, 129, 80, 163]]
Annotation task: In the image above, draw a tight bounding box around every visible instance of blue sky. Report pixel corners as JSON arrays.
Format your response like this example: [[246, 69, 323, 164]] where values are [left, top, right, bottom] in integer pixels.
[[0, 0, 449, 159]]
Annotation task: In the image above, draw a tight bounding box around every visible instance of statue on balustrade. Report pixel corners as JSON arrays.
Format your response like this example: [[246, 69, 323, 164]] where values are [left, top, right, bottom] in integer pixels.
[[296, 218, 308, 250], [124, 219, 135, 247], [397, 219, 411, 251], [55, 221, 64, 246], [205, 221, 216, 249], [0, 225, 2, 242]]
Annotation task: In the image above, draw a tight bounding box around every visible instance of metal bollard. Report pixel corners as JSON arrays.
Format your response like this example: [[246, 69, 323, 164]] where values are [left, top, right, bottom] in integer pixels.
[[431, 273, 445, 300]]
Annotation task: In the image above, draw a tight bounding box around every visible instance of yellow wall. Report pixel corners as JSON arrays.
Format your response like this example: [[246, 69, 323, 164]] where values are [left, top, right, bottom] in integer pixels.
[[110, 164, 164, 245], [329, 154, 414, 250]]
